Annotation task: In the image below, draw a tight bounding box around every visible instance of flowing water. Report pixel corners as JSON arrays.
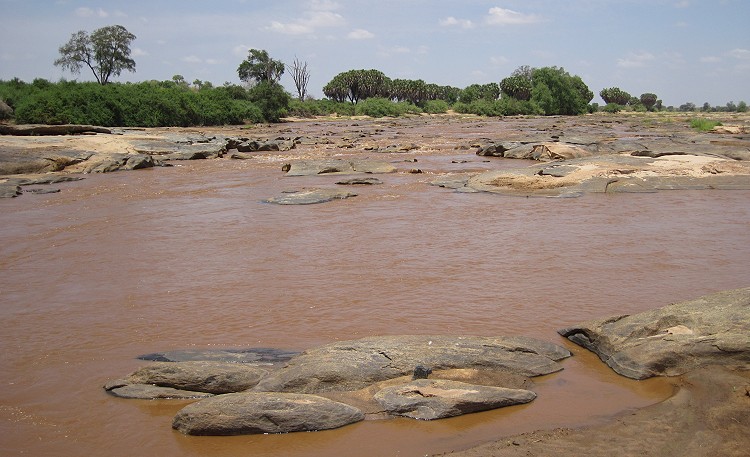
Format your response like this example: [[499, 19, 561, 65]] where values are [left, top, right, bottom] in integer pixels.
[[2, 150, 749, 457]]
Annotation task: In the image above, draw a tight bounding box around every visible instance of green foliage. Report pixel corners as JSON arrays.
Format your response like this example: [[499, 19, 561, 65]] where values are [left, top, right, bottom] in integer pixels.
[[288, 98, 355, 117], [640, 93, 658, 111], [689, 118, 722, 132], [453, 98, 542, 117], [3, 79, 264, 126], [323, 69, 390, 104], [54, 25, 136, 85], [354, 98, 421, 117], [500, 74, 533, 101], [237, 49, 285, 85], [422, 99, 450, 114], [247, 81, 291, 122], [603, 103, 623, 113], [531, 67, 592, 115], [738, 101, 748, 113], [600, 87, 631, 105], [458, 83, 500, 104]]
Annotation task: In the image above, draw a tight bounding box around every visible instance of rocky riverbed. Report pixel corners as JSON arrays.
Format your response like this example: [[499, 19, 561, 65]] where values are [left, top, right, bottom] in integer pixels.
[[2, 112, 749, 455]]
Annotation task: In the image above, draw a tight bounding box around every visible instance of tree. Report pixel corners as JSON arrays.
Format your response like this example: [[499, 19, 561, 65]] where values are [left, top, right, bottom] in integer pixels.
[[600, 87, 631, 105], [640, 93, 658, 111], [500, 66, 535, 101], [323, 69, 390, 104], [531, 67, 592, 115], [248, 81, 291, 122], [237, 49, 285, 86], [54, 25, 136, 85], [290, 57, 310, 101]]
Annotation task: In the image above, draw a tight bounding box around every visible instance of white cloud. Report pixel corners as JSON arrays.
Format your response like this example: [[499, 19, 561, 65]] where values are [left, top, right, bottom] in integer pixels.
[[490, 56, 509, 66], [347, 28, 374, 40], [75, 7, 108, 18], [674, 0, 690, 8], [268, 10, 345, 35], [232, 44, 252, 58], [377, 45, 411, 58], [182, 55, 202, 63], [439, 16, 474, 29], [727, 48, 750, 60], [485, 7, 542, 25], [700, 56, 721, 63], [131, 47, 149, 57], [308, 0, 339, 10], [617, 51, 656, 68]]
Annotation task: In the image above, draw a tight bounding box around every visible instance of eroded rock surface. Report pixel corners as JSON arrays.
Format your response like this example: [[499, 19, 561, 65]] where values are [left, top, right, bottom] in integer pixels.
[[558, 287, 750, 379], [374, 379, 536, 420], [172, 392, 364, 435], [264, 188, 357, 205], [282, 159, 396, 176], [252, 335, 570, 394], [122, 361, 268, 394]]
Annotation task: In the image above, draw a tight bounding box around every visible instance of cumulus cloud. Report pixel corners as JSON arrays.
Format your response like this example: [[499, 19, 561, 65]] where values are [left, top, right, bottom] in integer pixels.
[[485, 7, 542, 25], [439, 16, 474, 29], [727, 48, 750, 60], [268, 10, 345, 35], [131, 47, 149, 57], [617, 51, 656, 68], [347, 29, 374, 39]]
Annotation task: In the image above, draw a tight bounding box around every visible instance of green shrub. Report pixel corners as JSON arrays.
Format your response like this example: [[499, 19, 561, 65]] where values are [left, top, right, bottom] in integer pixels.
[[354, 98, 421, 117], [689, 118, 722, 132], [287, 98, 356, 117], [451, 98, 541, 117], [248, 81, 290, 122], [603, 103, 623, 113], [422, 99, 450, 114]]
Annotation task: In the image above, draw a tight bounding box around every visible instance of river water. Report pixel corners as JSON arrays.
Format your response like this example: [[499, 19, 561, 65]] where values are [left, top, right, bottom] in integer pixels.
[[2, 147, 749, 456]]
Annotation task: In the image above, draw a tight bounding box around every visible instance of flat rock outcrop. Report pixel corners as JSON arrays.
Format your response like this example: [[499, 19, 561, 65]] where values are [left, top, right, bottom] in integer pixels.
[[374, 379, 536, 420], [121, 361, 268, 394], [0, 124, 112, 136], [172, 392, 365, 435], [104, 382, 215, 400], [282, 159, 396, 176], [558, 287, 750, 379], [137, 347, 298, 365], [252, 335, 570, 394], [264, 188, 357, 205]]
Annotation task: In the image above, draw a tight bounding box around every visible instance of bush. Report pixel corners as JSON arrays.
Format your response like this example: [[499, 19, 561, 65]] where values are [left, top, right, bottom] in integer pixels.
[[354, 98, 421, 117], [6, 79, 264, 126], [247, 81, 290, 122], [603, 103, 623, 113], [689, 118, 722, 132], [287, 98, 355, 117], [422, 99, 450, 114]]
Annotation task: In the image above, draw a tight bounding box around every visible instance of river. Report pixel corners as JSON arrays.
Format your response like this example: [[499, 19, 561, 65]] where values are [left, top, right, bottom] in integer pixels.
[[2, 147, 749, 456]]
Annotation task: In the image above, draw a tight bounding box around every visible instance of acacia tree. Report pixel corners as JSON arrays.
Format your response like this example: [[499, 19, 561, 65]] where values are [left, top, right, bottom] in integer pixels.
[[290, 57, 310, 101], [323, 69, 390, 104], [600, 87, 631, 105], [237, 49, 285, 85], [640, 93, 658, 111], [54, 25, 136, 85]]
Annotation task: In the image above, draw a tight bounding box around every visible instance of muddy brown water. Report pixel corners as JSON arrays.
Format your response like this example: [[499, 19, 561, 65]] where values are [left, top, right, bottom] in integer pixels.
[[2, 146, 750, 457]]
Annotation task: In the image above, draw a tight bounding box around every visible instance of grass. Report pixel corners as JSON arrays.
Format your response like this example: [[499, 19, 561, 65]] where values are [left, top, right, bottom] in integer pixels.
[[689, 117, 723, 132]]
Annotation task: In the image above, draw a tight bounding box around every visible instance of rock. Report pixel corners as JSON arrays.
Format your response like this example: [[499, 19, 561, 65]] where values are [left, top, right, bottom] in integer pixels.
[[252, 335, 571, 394], [172, 392, 365, 435], [336, 177, 383, 185], [475, 142, 525, 157], [0, 124, 111, 136], [529, 143, 594, 161], [0, 184, 21, 198], [264, 188, 357, 205], [373, 379, 537, 420], [137, 347, 299, 365], [123, 361, 268, 394], [282, 159, 396, 176], [124, 154, 155, 170], [412, 365, 432, 380], [106, 384, 215, 400], [227, 137, 296, 152], [24, 187, 60, 194], [558, 287, 750, 379]]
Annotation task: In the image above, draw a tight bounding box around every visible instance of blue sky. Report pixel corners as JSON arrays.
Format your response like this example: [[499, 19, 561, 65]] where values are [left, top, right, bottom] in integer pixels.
[[1, 0, 748, 106]]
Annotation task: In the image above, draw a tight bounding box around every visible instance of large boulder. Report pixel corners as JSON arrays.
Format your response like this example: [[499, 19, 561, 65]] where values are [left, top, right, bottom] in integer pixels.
[[252, 335, 571, 394], [374, 379, 536, 420], [172, 392, 364, 435], [558, 287, 750, 379], [121, 361, 268, 394]]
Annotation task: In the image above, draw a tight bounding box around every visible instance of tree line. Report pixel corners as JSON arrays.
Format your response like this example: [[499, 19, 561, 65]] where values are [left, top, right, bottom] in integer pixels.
[[0, 24, 746, 126]]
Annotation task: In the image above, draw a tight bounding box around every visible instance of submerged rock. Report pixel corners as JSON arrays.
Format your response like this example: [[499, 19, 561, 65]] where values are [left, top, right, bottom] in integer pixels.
[[282, 159, 396, 176], [137, 347, 299, 365], [106, 383, 215, 400], [558, 287, 750, 379], [172, 392, 365, 435], [264, 188, 357, 205], [374, 379, 536, 420]]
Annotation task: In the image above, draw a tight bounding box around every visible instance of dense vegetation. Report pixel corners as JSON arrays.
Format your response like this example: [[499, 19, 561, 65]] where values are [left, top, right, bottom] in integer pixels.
[[1, 36, 747, 126], [0, 78, 264, 126]]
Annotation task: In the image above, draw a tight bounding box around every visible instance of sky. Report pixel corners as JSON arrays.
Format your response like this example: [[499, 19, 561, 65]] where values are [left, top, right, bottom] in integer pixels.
[[1, 0, 748, 106]]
